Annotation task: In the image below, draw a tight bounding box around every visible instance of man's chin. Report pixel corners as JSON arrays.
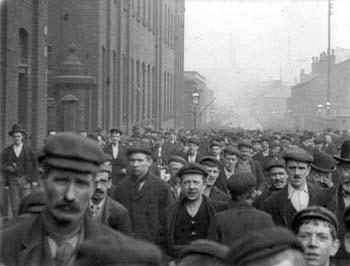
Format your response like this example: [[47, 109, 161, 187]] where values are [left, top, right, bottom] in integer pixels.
[[52, 209, 83, 223]]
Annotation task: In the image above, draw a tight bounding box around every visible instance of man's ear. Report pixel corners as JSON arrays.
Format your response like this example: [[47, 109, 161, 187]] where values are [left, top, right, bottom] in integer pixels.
[[344, 233, 350, 254], [330, 238, 340, 256], [107, 178, 112, 189]]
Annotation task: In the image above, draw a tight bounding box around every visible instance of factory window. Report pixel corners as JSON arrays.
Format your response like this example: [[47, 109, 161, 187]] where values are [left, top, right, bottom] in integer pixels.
[[136, 60, 140, 122], [142, 63, 146, 119], [147, 64, 151, 118], [137, 0, 141, 21], [164, 4, 167, 43], [131, 58, 136, 123], [19, 28, 29, 65], [143, 0, 147, 26], [152, 66, 157, 118], [163, 72, 166, 118], [168, 9, 170, 45], [148, 0, 152, 31]]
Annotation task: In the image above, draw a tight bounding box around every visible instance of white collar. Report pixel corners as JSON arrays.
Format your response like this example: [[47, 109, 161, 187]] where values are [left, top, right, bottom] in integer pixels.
[[90, 197, 106, 210], [288, 182, 308, 199]]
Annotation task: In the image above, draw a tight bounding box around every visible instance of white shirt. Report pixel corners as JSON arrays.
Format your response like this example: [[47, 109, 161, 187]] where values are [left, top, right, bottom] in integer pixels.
[[89, 198, 106, 218], [224, 167, 235, 180], [112, 144, 118, 159], [188, 152, 197, 163], [13, 143, 23, 158], [288, 183, 309, 212]]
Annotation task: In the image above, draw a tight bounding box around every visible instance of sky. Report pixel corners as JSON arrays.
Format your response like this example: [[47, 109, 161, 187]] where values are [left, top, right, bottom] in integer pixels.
[[185, 0, 350, 83]]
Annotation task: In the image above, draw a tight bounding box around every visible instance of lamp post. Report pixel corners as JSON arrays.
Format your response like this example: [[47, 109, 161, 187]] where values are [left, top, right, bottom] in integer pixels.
[[326, 101, 331, 115], [192, 91, 200, 130], [317, 104, 323, 115]]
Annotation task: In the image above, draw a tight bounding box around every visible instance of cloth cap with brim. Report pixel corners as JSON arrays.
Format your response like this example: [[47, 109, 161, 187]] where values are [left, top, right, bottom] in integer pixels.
[[179, 239, 229, 260], [126, 145, 153, 158], [177, 163, 208, 179], [225, 227, 304, 265], [311, 151, 335, 173], [314, 136, 324, 144], [199, 156, 221, 168], [8, 123, 25, 136], [334, 140, 350, 163], [110, 128, 123, 135], [188, 137, 200, 146], [283, 147, 314, 163], [238, 140, 253, 150], [227, 172, 257, 197], [38, 132, 106, 173], [223, 145, 240, 156], [168, 155, 187, 166], [210, 140, 222, 148], [75, 234, 162, 266], [265, 159, 285, 171], [344, 206, 350, 232], [291, 206, 338, 232]]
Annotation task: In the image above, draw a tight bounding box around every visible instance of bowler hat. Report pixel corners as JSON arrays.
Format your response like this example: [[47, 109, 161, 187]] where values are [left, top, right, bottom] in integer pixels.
[[75, 234, 162, 266], [265, 159, 285, 171], [126, 144, 153, 158], [292, 206, 339, 232], [177, 163, 208, 178], [344, 206, 350, 232], [283, 146, 313, 163], [225, 227, 304, 265], [238, 140, 253, 150], [311, 151, 335, 173], [199, 156, 221, 168], [8, 123, 25, 136], [38, 132, 106, 173], [334, 140, 350, 163], [179, 239, 229, 260], [228, 172, 257, 197]]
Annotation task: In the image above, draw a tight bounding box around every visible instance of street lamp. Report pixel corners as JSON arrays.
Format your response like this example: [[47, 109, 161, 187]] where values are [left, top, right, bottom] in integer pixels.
[[326, 101, 331, 115], [317, 104, 323, 115], [192, 92, 200, 130]]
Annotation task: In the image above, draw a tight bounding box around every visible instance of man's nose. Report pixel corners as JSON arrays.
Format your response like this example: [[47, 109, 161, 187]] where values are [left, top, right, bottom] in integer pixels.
[[64, 182, 76, 201]]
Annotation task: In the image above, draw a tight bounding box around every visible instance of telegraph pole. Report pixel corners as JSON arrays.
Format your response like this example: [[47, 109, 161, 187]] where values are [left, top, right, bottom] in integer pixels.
[[326, 0, 333, 116]]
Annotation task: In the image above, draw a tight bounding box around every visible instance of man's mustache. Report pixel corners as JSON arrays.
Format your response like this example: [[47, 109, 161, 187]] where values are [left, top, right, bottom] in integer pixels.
[[55, 202, 80, 212]]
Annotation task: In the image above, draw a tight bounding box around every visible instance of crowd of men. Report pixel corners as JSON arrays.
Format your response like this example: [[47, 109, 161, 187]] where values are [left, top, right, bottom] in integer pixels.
[[1, 123, 350, 266]]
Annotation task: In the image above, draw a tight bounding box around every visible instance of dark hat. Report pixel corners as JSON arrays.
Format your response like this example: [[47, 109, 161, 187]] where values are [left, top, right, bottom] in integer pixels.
[[126, 144, 153, 158], [283, 146, 313, 163], [179, 239, 229, 260], [199, 156, 221, 168], [311, 151, 335, 173], [227, 172, 257, 197], [110, 128, 123, 135], [168, 155, 187, 166], [314, 136, 324, 145], [38, 132, 106, 173], [18, 190, 46, 215], [238, 140, 253, 150], [334, 140, 350, 163], [251, 138, 261, 144], [223, 145, 240, 156], [225, 227, 304, 265], [265, 159, 285, 171], [8, 123, 25, 136], [281, 135, 292, 141], [292, 206, 339, 232], [188, 137, 200, 146], [344, 206, 350, 232], [75, 234, 162, 266], [210, 140, 222, 148], [177, 163, 208, 178]]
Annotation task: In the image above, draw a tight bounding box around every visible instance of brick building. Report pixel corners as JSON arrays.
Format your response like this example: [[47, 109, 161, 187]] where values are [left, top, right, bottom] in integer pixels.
[[47, 0, 185, 134], [0, 0, 48, 149], [289, 51, 350, 131]]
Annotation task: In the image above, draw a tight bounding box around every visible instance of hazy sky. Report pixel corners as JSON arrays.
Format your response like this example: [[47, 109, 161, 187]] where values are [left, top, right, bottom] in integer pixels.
[[185, 0, 350, 82]]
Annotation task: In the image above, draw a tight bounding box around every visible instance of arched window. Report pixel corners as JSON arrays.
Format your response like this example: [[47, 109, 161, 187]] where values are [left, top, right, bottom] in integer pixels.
[[18, 28, 29, 129], [19, 28, 29, 64]]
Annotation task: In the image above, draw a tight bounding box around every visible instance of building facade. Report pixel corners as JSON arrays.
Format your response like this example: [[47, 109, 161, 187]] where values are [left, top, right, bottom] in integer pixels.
[[0, 0, 48, 149], [47, 0, 185, 134], [289, 51, 350, 131]]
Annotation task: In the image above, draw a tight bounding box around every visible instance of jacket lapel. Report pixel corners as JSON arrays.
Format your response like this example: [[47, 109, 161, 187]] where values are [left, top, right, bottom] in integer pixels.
[[276, 187, 290, 226], [101, 197, 111, 225]]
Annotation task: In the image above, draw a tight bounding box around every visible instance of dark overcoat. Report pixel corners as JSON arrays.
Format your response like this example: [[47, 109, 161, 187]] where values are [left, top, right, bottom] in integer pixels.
[[112, 172, 174, 244], [101, 196, 131, 235], [1, 144, 38, 183], [215, 167, 230, 193], [235, 158, 267, 191], [207, 201, 275, 246], [0, 213, 133, 266], [160, 196, 228, 257], [103, 144, 128, 184], [313, 185, 350, 261], [262, 183, 320, 229], [209, 185, 230, 203]]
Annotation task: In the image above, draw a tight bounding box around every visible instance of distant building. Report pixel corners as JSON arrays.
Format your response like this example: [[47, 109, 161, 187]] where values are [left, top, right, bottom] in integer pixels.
[[47, 0, 185, 134], [289, 50, 350, 131], [0, 0, 48, 149]]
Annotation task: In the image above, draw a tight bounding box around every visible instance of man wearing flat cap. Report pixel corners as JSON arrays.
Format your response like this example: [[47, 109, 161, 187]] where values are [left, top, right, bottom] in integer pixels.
[[183, 137, 203, 163], [313, 140, 350, 263], [292, 206, 340, 266], [113, 144, 174, 244], [1, 123, 39, 217], [200, 156, 230, 203], [0, 133, 136, 266], [208, 172, 274, 246], [160, 163, 227, 258], [215, 145, 240, 193], [253, 159, 288, 209], [262, 147, 320, 228], [225, 227, 306, 266], [103, 128, 128, 185], [87, 160, 131, 235], [167, 155, 187, 200]]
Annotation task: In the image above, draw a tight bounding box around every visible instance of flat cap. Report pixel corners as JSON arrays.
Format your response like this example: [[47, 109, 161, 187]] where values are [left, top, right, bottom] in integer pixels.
[[188, 137, 200, 146], [177, 163, 208, 178], [110, 128, 123, 135], [38, 132, 106, 173], [227, 172, 257, 197], [223, 145, 240, 156], [168, 155, 187, 166], [292, 206, 339, 232], [75, 234, 162, 266], [179, 239, 229, 260], [238, 140, 253, 150], [283, 146, 314, 163], [225, 227, 304, 265], [126, 144, 153, 158], [210, 140, 222, 148], [199, 156, 221, 168], [265, 159, 285, 171], [344, 206, 350, 232]]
